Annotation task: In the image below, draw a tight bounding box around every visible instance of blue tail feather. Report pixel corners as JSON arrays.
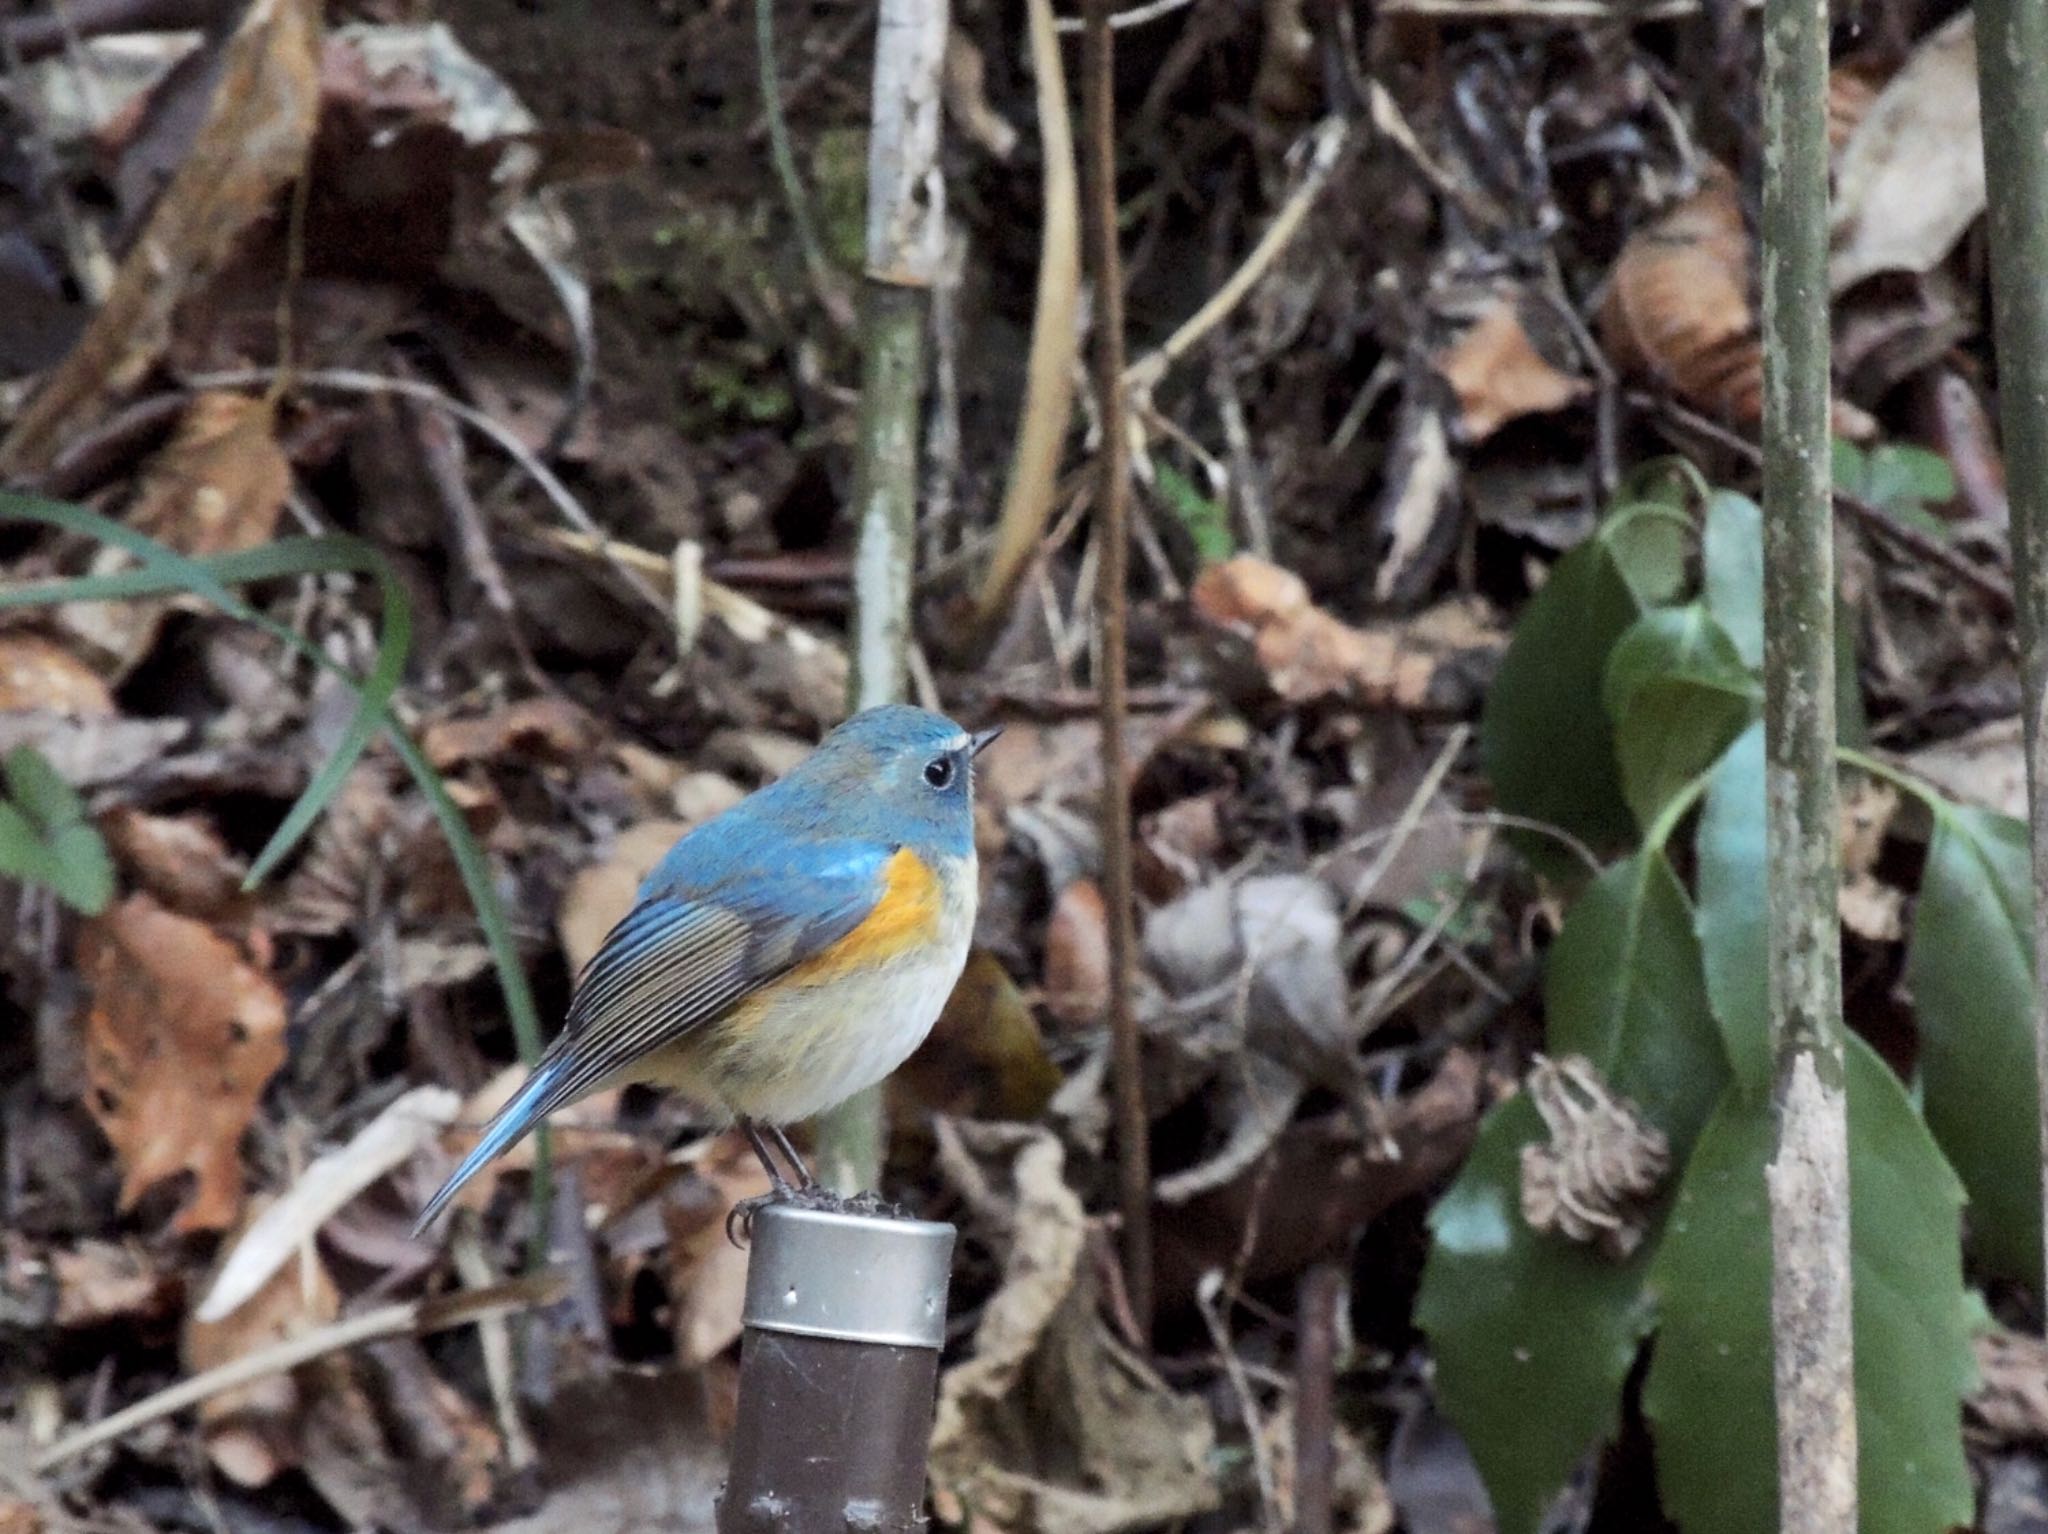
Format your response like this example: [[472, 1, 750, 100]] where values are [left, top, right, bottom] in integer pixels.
[[412, 1056, 570, 1235]]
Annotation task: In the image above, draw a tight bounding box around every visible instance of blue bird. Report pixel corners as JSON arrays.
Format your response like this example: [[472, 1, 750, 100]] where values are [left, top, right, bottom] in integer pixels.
[[415, 704, 1000, 1235]]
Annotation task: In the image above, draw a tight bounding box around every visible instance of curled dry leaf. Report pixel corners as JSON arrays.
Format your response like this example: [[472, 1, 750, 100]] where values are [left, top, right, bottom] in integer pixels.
[[1517, 1054, 1669, 1261], [1831, 12, 1983, 293], [58, 393, 292, 674], [1192, 555, 1502, 712], [77, 894, 289, 1233], [929, 1127, 1219, 1534], [0, 635, 115, 715], [1434, 291, 1590, 444], [1601, 166, 1876, 438], [1600, 165, 1759, 424]]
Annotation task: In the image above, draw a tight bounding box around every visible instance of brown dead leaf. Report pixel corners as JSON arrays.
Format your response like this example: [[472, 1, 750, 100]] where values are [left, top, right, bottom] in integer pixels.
[[1434, 292, 1589, 443], [184, 1202, 341, 1486], [100, 807, 250, 922], [0, 635, 114, 715], [1600, 165, 1760, 423], [558, 819, 691, 978], [78, 894, 288, 1233], [1192, 556, 1502, 711], [1043, 880, 1111, 1029], [0, 1503, 38, 1534], [422, 695, 600, 772], [59, 393, 292, 672], [0, 0, 323, 476]]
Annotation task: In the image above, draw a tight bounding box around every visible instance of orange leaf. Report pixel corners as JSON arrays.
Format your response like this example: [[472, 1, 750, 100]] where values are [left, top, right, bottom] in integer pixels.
[[1435, 292, 1589, 442], [0, 634, 115, 714], [1043, 879, 1110, 1028], [1600, 164, 1762, 424], [78, 895, 288, 1233]]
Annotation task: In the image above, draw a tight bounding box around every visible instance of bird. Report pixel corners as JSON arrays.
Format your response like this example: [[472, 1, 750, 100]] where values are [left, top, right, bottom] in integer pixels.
[[414, 704, 1000, 1237]]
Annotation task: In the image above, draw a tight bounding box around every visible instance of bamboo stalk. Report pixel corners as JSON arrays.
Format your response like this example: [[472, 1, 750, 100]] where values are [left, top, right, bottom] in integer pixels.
[[1975, 0, 2048, 1306], [1759, 0, 1855, 1527], [1080, 0, 1153, 1339], [814, 0, 949, 1196]]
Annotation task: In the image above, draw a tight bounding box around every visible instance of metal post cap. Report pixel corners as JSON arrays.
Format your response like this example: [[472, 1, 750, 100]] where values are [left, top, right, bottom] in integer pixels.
[[741, 1202, 956, 1349]]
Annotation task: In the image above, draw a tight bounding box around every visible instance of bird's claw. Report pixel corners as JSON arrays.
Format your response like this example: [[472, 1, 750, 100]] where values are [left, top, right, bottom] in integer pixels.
[[723, 1183, 902, 1246]]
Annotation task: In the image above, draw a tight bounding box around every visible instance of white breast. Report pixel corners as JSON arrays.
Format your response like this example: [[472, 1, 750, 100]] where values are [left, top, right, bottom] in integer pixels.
[[718, 853, 976, 1125]]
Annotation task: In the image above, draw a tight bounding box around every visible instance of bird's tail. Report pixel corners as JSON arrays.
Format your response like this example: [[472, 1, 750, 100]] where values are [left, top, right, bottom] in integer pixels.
[[412, 1054, 575, 1236]]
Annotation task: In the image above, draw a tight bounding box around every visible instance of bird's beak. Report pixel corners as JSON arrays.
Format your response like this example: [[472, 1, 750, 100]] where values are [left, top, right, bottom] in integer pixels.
[[970, 725, 1004, 757]]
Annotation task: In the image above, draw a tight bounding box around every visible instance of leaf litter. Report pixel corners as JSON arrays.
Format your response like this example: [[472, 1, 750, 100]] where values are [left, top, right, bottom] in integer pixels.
[[0, 0, 2035, 1527]]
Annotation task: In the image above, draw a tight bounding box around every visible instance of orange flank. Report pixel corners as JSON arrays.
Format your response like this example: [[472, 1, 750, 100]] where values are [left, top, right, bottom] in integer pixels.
[[786, 847, 944, 984]]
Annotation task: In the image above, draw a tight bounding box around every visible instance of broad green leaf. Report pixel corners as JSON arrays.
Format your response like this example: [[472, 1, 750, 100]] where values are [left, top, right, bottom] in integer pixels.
[[1865, 444, 1956, 515], [1601, 507, 1689, 608], [1416, 1094, 1658, 1534], [1701, 492, 1763, 671], [1482, 539, 1642, 876], [1694, 723, 1770, 1094], [1600, 606, 1756, 833], [1154, 462, 1234, 563], [1547, 850, 1730, 1156], [1643, 1036, 1976, 1534], [0, 747, 112, 913], [1908, 804, 2040, 1289]]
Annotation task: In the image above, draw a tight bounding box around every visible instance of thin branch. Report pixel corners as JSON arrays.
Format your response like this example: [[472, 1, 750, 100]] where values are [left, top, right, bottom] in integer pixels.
[[1974, 0, 2048, 1303], [1759, 0, 1856, 1525], [1122, 117, 1348, 398], [815, 0, 949, 1194], [755, 0, 855, 330], [1081, 0, 1153, 1340], [35, 1279, 562, 1471]]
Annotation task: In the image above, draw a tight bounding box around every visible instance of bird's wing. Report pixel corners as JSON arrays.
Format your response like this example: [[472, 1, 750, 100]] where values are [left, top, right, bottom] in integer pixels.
[[412, 844, 890, 1233], [552, 842, 895, 1101]]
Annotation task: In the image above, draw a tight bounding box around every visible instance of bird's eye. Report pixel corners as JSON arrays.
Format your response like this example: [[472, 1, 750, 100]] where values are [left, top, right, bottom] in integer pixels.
[[923, 756, 955, 790]]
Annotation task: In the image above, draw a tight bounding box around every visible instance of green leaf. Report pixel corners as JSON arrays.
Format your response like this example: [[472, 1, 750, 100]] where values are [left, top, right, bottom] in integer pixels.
[[1600, 605, 1756, 833], [1831, 438, 1869, 499], [1154, 462, 1234, 564], [1865, 444, 1956, 514], [1482, 538, 1643, 876], [1416, 1094, 1659, 1534], [1701, 491, 1763, 671], [0, 746, 112, 913], [1908, 803, 2041, 1289], [1545, 849, 1730, 1156], [1601, 506, 1690, 607], [1643, 1036, 1976, 1534], [1694, 723, 1770, 1095]]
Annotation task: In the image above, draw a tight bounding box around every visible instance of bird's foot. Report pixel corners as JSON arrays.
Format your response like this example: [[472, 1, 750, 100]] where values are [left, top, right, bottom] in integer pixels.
[[723, 1184, 903, 1245]]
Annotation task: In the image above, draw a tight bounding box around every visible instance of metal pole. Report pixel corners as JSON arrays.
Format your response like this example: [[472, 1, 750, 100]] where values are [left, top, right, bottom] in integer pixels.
[[717, 1203, 956, 1534]]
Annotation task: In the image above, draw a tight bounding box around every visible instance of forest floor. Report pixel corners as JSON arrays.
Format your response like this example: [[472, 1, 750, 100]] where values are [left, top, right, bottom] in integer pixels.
[[0, 0, 2037, 1528]]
